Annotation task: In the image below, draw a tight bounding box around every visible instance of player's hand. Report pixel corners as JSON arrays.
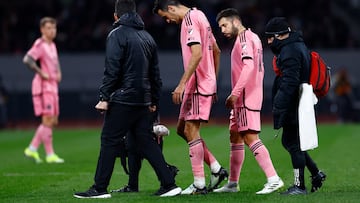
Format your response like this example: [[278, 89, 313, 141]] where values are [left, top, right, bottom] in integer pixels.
[[40, 71, 49, 80], [95, 101, 108, 114], [149, 105, 157, 112], [56, 72, 62, 83], [172, 84, 185, 104], [225, 95, 238, 109], [212, 94, 218, 104]]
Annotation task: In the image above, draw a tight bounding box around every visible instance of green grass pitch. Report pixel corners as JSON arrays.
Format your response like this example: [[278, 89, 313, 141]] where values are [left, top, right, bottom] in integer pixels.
[[1, 123, 360, 202]]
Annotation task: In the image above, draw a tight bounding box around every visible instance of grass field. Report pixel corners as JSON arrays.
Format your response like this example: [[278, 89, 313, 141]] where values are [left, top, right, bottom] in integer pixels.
[[1, 123, 360, 203]]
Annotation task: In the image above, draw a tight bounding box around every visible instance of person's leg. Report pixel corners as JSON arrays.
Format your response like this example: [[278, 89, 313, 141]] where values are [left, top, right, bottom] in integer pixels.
[[245, 132, 283, 194], [41, 116, 55, 155], [186, 120, 206, 188], [24, 94, 45, 163], [126, 130, 142, 191], [304, 152, 326, 192], [245, 133, 279, 179], [281, 122, 307, 194], [41, 94, 63, 163], [24, 123, 47, 163], [94, 103, 131, 192], [213, 130, 243, 193], [133, 106, 178, 191], [201, 139, 221, 173]]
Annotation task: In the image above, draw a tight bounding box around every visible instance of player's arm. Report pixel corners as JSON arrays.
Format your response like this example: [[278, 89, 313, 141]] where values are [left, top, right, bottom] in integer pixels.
[[226, 41, 254, 109], [56, 63, 62, 83], [212, 41, 221, 78], [172, 43, 202, 104], [23, 54, 49, 80]]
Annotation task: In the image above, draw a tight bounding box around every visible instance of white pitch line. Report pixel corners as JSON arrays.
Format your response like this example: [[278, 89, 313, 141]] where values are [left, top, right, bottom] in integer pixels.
[[2, 172, 92, 177]]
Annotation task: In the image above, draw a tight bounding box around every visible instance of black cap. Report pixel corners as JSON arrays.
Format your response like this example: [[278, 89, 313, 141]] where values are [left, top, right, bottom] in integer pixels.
[[265, 17, 291, 36]]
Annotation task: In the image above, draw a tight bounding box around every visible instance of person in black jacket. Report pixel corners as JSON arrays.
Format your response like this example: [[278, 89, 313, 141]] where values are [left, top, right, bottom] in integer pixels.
[[73, 0, 181, 198], [265, 17, 326, 195]]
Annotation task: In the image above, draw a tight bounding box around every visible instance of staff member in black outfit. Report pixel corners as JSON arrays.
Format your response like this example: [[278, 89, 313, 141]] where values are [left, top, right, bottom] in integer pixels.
[[74, 0, 181, 198], [265, 17, 326, 195]]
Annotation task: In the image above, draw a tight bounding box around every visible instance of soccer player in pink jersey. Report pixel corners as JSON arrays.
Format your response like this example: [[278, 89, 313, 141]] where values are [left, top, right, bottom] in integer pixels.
[[214, 8, 283, 194], [23, 17, 64, 164], [153, 0, 228, 194]]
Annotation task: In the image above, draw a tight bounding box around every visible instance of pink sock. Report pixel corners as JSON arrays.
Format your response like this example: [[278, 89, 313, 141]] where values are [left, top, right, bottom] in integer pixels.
[[41, 125, 54, 155], [189, 139, 205, 180], [229, 143, 245, 182], [249, 139, 277, 178], [30, 124, 46, 149], [201, 139, 219, 168]]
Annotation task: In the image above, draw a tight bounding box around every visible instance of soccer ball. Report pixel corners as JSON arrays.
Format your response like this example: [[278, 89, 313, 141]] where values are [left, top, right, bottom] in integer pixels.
[[153, 124, 170, 137]]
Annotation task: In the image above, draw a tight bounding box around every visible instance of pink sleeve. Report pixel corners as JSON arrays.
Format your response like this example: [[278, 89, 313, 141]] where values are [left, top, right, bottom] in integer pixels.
[[231, 59, 255, 97], [27, 40, 43, 60], [185, 16, 201, 46], [231, 40, 255, 97]]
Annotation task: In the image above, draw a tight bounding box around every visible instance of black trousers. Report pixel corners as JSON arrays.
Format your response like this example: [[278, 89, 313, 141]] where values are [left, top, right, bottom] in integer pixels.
[[93, 103, 174, 191], [126, 131, 166, 189], [281, 111, 319, 176]]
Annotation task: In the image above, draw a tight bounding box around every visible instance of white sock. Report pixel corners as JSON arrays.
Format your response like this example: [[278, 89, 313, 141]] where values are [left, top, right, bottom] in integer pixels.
[[211, 161, 221, 174], [29, 145, 37, 151], [194, 177, 206, 189], [267, 175, 280, 183]]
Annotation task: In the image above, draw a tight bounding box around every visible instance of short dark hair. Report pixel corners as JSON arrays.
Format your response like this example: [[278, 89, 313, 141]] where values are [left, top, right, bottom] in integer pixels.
[[115, 0, 136, 18], [216, 8, 240, 23], [153, 0, 180, 14], [40, 17, 56, 27]]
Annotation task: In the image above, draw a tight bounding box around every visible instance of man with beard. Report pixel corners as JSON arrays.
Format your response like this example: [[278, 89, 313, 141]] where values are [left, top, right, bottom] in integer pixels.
[[214, 8, 283, 194]]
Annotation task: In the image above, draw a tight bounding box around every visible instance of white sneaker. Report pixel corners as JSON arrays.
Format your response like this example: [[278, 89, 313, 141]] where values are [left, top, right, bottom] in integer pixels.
[[256, 178, 284, 194], [180, 184, 207, 195], [213, 182, 239, 193]]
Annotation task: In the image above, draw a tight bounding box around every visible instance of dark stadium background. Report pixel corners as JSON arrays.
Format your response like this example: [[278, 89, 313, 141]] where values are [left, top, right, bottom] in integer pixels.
[[0, 0, 359, 127]]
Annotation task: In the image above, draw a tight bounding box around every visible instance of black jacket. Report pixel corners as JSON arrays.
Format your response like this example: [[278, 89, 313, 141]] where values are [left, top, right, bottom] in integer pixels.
[[99, 12, 162, 106], [270, 32, 310, 129]]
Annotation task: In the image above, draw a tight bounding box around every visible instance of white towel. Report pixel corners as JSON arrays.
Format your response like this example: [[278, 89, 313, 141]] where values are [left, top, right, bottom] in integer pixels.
[[298, 83, 318, 151]]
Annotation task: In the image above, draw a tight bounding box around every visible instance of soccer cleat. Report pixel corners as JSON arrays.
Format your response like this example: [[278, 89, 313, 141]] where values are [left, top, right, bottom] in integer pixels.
[[256, 178, 284, 194], [213, 182, 239, 193], [110, 185, 138, 193], [311, 170, 326, 192], [208, 167, 229, 191], [181, 184, 208, 195], [24, 148, 43, 163], [46, 154, 64, 163], [154, 185, 182, 197], [74, 186, 111, 198], [280, 185, 307, 195]]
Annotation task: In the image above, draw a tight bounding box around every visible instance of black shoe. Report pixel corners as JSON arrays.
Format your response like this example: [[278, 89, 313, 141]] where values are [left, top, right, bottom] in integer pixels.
[[73, 186, 111, 198], [311, 170, 326, 192], [167, 164, 179, 178], [208, 167, 229, 191], [154, 185, 182, 197], [110, 185, 138, 193], [280, 185, 307, 195]]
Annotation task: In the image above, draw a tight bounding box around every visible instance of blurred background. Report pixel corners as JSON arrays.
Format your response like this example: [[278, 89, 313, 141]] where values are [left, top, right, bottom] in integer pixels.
[[0, 0, 360, 128]]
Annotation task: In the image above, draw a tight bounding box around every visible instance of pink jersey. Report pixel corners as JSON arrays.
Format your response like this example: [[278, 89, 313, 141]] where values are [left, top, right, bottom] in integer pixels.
[[180, 8, 217, 95], [230, 29, 264, 110], [27, 38, 59, 95]]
